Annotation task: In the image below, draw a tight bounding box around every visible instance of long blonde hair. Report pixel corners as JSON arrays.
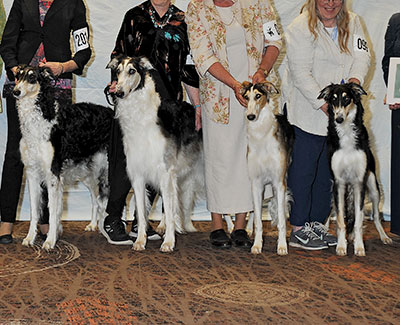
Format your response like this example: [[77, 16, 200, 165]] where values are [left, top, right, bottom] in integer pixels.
[[300, 0, 350, 53]]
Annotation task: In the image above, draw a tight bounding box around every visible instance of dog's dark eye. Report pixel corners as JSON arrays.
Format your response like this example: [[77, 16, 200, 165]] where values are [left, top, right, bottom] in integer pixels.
[[255, 94, 261, 99], [129, 68, 136, 75], [28, 74, 37, 83], [243, 95, 248, 100]]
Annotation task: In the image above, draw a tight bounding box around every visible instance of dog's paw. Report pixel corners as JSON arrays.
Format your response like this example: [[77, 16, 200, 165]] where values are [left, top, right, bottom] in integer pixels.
[[354, 246, 366, 256], [381, 236, 392, 245], [160, 241, 174, 253], [336, 245, 347, 256], [251, 245, 262, 254], [183, 223, 197, 233], [84, 223, 97, 232], [22, 236, 36, 247], [277, 245, 288, 256], [42, 239, 56, 251], [133, 240, 146, 251]]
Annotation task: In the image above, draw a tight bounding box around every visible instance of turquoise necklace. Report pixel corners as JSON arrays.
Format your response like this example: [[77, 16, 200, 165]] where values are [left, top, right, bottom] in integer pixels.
[[149, 6, 173, 29]]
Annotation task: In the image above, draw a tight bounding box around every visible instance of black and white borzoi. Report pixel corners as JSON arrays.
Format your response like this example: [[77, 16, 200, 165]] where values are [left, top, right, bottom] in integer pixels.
[[241, 81, 294, 255], [106, 55, 204, 252], [318, 82, 392, 256], [13, 66, 112, 250]]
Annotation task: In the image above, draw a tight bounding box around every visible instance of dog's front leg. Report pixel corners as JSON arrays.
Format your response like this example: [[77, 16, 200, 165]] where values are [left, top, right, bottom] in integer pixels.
[[276, 183, 288, 255], [159, 171, 177, 252], [336, 183, 347, 256], [132, 178, 147, 251], [43, 175, 62, 250], [22, 172, 42, 247], [353, 184, 365, 256], [251, 180, 263, 254]]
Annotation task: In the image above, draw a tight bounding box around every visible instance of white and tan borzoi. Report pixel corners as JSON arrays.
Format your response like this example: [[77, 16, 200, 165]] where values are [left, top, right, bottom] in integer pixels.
[[106, 55, 204, 252], [318, 82, 392, 256], [13, 66, 112, 250], [241, 81, 294, 255]]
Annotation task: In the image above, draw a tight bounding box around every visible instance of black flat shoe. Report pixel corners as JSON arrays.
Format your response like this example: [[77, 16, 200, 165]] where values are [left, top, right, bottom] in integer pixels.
[[0, 234, 13, 244], [231, 229, 252, 247], [210, 229, 232, 248]]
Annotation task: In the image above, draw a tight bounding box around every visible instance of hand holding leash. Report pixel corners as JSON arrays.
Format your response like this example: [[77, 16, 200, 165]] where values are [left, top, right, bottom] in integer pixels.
[[38, 59, 64, 76], [232, 81, 247, 108]]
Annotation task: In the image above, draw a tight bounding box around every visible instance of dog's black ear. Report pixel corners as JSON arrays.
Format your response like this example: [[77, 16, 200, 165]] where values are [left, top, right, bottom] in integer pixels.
[[39, 66, 55, 83], [241, 81, 252, 96], [260, 81, 279, 95], [348, 82, 367, 97], [106, 54, 124, 70], [318, 84, 335, 100], [15, 64, 27, 80]]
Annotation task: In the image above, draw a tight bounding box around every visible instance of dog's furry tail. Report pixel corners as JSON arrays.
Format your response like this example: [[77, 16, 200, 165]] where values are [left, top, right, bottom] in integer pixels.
[[345, 185, 355, 235]]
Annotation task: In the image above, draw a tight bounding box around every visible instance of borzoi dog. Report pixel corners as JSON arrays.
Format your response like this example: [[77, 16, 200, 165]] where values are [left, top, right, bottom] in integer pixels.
[[318, 82, 392, 256], [13, 66, 112, 250], [106, 55, 204, 252], [241, 81, 294, 255]]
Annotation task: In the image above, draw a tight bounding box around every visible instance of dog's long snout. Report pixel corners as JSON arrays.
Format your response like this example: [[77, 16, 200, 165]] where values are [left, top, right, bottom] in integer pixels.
[[13, 89, 21, 97], [247, 114, 256, 121]]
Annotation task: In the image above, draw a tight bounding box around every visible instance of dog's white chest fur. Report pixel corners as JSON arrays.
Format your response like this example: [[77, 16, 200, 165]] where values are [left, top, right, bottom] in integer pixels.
[[332, 121, 366, 183], [116, 75, 168, 185], [17, 97, 56, 170], [247, 109, 282, 183]]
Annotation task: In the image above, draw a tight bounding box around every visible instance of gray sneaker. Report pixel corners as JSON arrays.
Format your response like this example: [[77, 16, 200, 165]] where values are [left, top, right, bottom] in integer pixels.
[[289, 223, 329, 250], [311, 221, 337, 246]]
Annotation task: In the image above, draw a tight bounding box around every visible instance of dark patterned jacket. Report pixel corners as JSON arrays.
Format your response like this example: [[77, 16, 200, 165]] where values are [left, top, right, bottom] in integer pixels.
[[112, 0, 199, 103]]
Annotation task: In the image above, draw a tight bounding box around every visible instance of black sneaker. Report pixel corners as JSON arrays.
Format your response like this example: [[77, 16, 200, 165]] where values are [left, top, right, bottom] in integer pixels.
[[311, 221, 337, 246], [289, 223, 329, 250], [101, 216, 134, 245], [129, 218, 162, 241]]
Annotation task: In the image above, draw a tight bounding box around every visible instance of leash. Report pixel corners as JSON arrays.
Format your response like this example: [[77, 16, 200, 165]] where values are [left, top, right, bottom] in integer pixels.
[[104, 85, 116, 107]]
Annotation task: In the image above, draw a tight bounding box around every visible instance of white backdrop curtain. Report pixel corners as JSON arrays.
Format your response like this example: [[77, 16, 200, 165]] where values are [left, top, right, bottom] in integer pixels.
[[0, 0, 399, 221]]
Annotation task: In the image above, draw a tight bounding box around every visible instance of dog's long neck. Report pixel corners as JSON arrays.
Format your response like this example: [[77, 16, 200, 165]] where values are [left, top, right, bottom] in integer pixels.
[[247, 105, 277, 141], [116, 71, 161, 136], [17, 90, 57, 144], [329, 103, 364, 151]]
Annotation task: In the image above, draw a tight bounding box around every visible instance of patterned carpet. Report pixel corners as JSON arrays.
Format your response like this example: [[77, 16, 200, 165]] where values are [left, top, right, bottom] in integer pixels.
[[0, 220, 399, 324]]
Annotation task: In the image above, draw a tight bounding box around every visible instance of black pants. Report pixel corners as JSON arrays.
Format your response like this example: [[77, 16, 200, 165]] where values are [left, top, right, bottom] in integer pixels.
[[105, 117, 158, 221], [391, 110, 400, 235], [0, 96, 49, 223]]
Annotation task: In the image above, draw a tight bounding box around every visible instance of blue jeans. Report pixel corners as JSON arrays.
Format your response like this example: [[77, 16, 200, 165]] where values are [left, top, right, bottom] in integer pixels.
[[288, 126, 332, 227]]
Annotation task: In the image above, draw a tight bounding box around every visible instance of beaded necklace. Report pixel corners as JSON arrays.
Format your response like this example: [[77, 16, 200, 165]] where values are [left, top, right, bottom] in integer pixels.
[[148, 6, 174, 29]]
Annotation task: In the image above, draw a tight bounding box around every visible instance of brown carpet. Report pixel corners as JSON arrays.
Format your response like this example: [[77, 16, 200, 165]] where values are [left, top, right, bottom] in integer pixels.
[[0, 220, 399, 324]]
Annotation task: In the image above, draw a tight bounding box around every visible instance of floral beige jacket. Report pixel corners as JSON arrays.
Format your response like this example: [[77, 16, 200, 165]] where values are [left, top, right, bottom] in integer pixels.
[[185, 0, 282, 124]]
